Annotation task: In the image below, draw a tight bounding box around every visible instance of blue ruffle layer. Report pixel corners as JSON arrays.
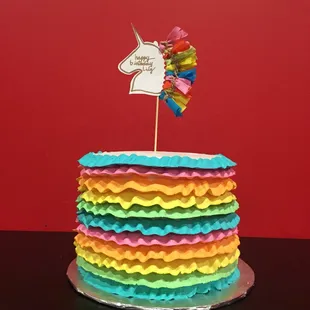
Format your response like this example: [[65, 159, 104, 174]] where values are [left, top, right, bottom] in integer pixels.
[[79, 152, 236, 169], [78, 266, 240, 301], [77, 211, 240, 236]]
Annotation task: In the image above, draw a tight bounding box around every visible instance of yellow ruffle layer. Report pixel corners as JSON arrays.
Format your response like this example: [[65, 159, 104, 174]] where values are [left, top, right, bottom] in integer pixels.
[[80, 190, 236, 210], [74, 233, 240, 263], [78, 176, 236, 197], [75, 245, 240, 276]]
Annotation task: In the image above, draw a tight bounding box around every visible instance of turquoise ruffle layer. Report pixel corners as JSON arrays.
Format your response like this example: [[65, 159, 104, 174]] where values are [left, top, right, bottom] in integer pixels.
[[77, 211, 240, 236], [78, 266, 240, 301], [79, 152, 236, 169]]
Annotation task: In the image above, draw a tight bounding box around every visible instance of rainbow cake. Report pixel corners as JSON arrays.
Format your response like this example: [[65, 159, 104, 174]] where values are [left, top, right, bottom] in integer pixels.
[[74, 151, 240, 301]]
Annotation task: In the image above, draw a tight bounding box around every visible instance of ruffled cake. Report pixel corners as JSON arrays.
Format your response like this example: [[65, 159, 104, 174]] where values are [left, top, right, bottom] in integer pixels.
[[74, 151, 240, 301]]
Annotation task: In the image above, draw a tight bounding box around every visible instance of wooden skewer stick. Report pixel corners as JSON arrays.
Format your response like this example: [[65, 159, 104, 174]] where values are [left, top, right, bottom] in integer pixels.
[[154, 97, 159, 152]]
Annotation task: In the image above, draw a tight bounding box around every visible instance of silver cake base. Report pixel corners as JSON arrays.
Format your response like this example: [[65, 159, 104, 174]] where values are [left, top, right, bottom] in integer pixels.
[[67, 259, 254, 310]]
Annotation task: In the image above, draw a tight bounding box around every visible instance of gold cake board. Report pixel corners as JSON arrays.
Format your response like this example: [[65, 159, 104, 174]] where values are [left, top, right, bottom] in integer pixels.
[[67, 259, 254, 309]]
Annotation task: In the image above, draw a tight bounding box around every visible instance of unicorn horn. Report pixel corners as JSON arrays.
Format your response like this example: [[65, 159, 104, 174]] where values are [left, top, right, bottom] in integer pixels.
[[131, 24, 144, 46]]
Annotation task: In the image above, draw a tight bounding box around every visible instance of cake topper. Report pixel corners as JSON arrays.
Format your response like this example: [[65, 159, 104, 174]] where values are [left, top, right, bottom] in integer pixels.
[[118, 25, 197, 151], [118, 25, 165, 96]]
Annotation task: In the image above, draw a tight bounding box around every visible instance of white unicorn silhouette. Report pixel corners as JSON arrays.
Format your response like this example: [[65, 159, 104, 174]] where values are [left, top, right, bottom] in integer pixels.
[[118, 25, 165, 96]]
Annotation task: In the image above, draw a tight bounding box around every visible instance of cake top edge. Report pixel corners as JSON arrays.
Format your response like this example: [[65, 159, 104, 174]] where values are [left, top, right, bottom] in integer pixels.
[[92, 151, 218, 159], [78, 151, 236, 169]]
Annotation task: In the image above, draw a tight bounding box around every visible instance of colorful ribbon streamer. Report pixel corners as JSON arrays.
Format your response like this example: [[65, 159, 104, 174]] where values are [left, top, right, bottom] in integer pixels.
[[159, 27, 197, 117]]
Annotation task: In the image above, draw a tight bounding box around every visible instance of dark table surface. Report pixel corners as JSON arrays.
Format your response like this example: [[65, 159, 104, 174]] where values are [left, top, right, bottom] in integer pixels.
[[1, 231, 309, 309]]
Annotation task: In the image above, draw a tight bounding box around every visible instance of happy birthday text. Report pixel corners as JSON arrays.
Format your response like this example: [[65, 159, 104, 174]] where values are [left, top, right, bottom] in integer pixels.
[[130, 55, 156, 74]]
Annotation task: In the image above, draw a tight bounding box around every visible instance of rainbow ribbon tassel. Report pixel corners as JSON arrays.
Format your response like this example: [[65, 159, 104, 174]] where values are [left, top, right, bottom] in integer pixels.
[[159, 27, 197, 117]]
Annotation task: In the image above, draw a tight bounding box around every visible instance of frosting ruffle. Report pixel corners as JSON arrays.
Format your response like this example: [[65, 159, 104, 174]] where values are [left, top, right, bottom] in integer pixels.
[[80, 165, 236, 179], [76, 244, 240, 275], [76, 225, 238, 247], [80, 190, 236, 210], [75, 148, 240, 300], [78, 176, 236, 197], [76, 199, 239, 219], [74, 233, 240, 262], [78, 266, 240, 301], [77, 256, 238, 288], [77, 211, 240, 236], [79, 152, 236, 169]]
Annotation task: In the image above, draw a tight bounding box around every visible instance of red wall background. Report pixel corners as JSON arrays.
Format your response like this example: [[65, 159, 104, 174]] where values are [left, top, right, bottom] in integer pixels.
[[1, 0, 310, 238]]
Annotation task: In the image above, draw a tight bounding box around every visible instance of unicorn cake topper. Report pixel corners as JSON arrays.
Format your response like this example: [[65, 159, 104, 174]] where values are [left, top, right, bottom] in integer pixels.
[[118, 25, 165, 96], [118, 24, 197, 151]]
